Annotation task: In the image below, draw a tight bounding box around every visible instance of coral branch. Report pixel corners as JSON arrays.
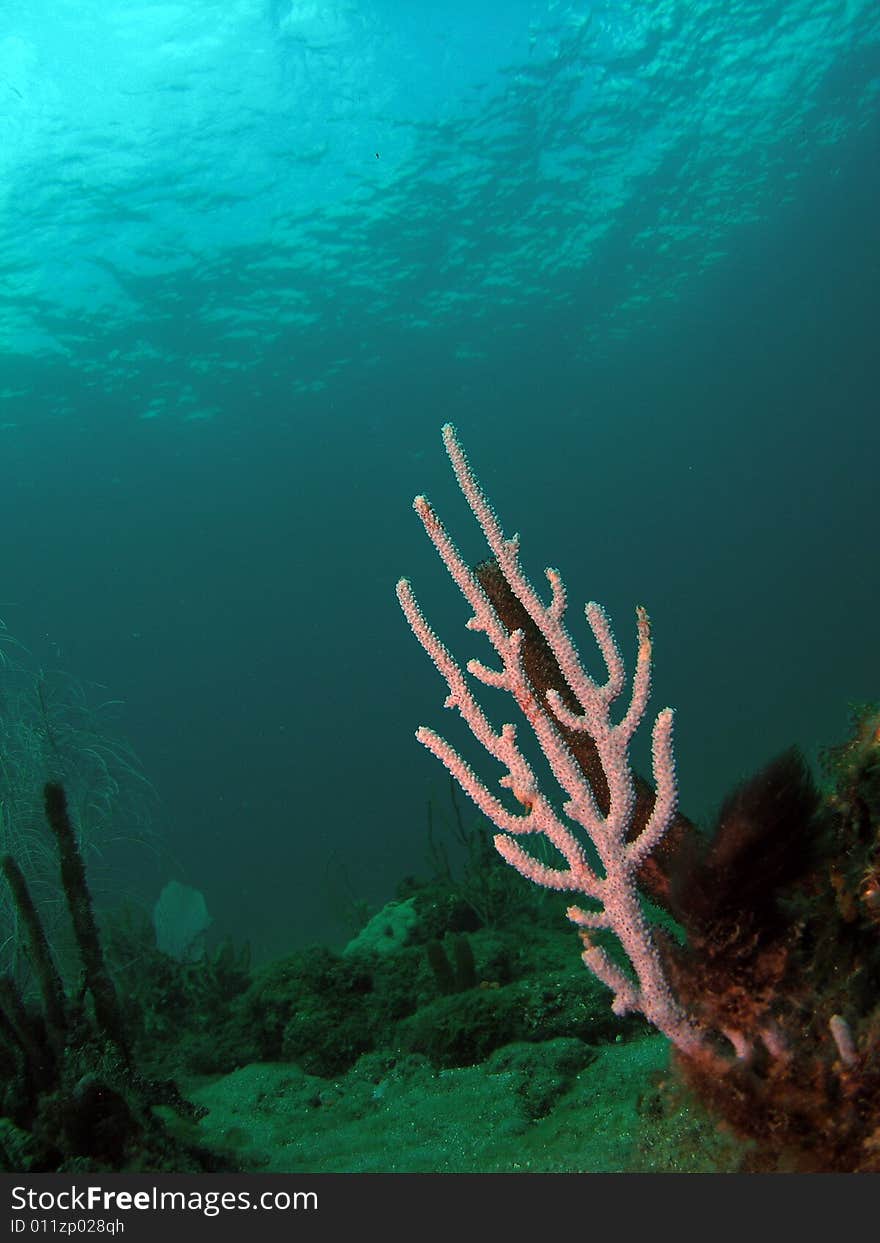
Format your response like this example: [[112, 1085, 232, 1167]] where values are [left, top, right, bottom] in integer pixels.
[[0, 853, 67, 1057], [43, 781, 129, 1060], [398, 424, 705, 1056]]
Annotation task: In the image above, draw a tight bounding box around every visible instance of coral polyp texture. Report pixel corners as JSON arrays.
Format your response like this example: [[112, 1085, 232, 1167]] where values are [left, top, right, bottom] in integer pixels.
[[399, 424, 880, 1172]]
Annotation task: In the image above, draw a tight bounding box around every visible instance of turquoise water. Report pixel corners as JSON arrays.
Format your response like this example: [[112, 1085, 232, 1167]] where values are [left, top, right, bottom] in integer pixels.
[[0, 1, 877, 956]]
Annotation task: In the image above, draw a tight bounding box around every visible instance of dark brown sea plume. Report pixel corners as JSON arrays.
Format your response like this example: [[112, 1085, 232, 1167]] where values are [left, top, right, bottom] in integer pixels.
[[669, 749, 820, 941]]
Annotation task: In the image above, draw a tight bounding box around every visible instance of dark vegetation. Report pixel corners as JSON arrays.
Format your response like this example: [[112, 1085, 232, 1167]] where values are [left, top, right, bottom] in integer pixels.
[[0, 784, 229, 1172]]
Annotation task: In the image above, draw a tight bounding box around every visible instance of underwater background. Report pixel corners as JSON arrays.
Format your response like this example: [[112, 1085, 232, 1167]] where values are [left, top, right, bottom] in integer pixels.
[[0, 0, 878, 966]]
